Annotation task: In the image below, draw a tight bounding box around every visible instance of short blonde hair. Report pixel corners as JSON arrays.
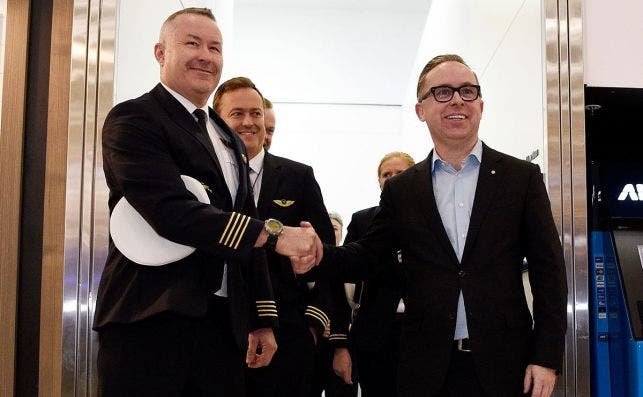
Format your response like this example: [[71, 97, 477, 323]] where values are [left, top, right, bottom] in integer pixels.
[[328, 211, 343, 226], [377, 152, 415, 177]]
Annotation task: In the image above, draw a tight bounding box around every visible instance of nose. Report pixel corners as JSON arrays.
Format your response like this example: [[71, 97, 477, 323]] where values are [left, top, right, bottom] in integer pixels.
[[450, 90, 465, 104], [197, 44, 213, 62], [241, 114, 254, 126]]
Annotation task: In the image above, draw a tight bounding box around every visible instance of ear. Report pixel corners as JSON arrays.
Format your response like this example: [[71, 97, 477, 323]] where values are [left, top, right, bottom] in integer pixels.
[[154, 42, 165, 65], [415, 102, 425, 121]]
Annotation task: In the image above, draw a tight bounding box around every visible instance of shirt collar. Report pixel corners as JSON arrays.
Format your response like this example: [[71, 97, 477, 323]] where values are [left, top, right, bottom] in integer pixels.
[[249, 148, 266, 173], [161, 83, 209, 116], [432, 139, 482, 172]]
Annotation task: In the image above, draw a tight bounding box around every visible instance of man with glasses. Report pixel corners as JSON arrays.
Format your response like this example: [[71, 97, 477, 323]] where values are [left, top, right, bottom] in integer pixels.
[[317, 54, 567, 397]]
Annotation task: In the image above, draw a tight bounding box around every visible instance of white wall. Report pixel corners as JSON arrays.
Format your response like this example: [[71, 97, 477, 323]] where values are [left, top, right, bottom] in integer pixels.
[[584, 0, 643, 88], [400, 0, 546, 170], [229, 2, 429, 226], [112, 0, 547, 232], [114, 0, 228, 104]]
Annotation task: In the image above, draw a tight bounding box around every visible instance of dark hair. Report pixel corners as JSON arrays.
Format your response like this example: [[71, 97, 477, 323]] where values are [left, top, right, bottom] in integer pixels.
[[213, 77, 264, 113], [416, 54, 478, 100]]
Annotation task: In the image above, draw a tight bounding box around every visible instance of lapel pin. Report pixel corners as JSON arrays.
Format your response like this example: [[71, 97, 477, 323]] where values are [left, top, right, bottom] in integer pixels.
[[491, 170, 496, 175]]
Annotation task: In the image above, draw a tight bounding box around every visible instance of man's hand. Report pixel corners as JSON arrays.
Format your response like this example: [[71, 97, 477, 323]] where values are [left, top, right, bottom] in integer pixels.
[[523, 364, 557, 397], [246, 328, 277, 368], [283, 221, 323, 274], [332, 347, 353, 385]]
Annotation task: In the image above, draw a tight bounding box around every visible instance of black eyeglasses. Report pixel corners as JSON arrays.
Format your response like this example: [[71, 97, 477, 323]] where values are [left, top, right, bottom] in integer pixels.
[[418, 85, 481, 103]]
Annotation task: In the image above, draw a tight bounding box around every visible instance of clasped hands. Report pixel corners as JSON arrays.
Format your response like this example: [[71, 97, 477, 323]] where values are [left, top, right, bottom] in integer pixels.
[[274, 221, 324, 274]]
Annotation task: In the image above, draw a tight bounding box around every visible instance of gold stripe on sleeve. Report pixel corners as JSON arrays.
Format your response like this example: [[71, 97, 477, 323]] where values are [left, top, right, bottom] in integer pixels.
[[305, 311, 328, 327], [223, 213, 243, 247], [306, 306, 330, 325], [219, 212, 239, 244], [232, 215, 251, 250]]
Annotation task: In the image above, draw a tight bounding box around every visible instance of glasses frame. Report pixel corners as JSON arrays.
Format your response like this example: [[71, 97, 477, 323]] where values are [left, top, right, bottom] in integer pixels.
[[418, 84, 482, 103]]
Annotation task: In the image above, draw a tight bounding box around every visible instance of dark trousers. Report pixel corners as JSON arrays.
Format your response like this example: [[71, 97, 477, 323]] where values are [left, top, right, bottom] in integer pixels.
[[308, 338, 358, 397], [246, 331, 316, 397], [97, 297, 245, 397], [435, 343, 487, 397], [355, 314, 402, 397]]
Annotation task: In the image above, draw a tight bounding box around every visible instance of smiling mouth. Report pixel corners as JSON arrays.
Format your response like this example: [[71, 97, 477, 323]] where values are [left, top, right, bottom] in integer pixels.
[[191, 67, 213, 74], [446, 115, 466, 120]]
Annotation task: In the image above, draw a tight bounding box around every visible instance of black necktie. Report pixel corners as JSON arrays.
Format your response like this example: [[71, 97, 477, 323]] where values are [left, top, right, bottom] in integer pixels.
[[193, 109, 209, 136]]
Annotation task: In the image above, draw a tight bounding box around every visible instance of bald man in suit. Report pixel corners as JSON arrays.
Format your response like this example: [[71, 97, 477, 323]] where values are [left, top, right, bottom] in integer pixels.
[[94, 9, 320, 396]]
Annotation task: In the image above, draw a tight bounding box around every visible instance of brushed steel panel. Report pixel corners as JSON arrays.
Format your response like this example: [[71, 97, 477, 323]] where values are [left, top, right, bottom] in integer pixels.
[[88, 0, 116, 394], [544, 0, 566, 395], [568, 0, 590, 395], [75, 0, 100, 394], [543, 0, 589, 395], [61, 0, 117, 395], [62, 0, 89, 395]]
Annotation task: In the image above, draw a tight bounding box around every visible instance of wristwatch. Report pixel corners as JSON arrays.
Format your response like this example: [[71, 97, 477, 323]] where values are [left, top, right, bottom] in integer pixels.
[[264, 218, 284, 250]]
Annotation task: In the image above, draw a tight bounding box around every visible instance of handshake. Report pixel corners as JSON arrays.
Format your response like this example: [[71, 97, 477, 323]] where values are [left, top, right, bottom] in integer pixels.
[[256, 221, 324, 274]]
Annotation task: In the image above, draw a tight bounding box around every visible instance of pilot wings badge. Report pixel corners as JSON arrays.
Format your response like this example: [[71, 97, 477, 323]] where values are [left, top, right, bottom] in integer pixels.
[[273, 199, 295, 207]]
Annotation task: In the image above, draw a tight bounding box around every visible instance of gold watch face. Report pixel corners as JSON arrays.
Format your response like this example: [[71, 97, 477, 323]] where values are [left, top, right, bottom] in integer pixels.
[[265, 218, 283, 235]]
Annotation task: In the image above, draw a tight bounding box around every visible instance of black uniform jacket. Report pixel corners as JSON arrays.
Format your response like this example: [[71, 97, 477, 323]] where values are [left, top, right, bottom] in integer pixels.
[[94, 84, 277, 350], [345, 206, 406, 352], [256, 152, 336, 340], [324, 144, 568, 397]]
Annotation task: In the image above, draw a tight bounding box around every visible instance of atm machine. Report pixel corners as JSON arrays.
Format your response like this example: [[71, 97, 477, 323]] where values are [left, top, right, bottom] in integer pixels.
[[587, 86, 643, 397]]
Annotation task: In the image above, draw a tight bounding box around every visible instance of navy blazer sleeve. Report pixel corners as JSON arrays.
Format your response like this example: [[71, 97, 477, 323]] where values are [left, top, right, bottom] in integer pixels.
[[98, 89, 277, 334], [102, 103, 265, 258]]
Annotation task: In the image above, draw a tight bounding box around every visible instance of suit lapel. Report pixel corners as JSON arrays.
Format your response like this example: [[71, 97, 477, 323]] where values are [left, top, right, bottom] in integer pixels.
[[257, 152, 281, 216], [460, 144, 504, 266], [209, 109, 250, 211], [413, 154, 460, 266], [151, 84, 226, 178]]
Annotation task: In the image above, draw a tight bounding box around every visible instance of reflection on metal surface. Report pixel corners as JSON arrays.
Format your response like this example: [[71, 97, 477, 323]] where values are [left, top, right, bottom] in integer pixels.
[[544, 0, 589, 395], [62, 0, 115, 395], [569, 0, 590, 396]]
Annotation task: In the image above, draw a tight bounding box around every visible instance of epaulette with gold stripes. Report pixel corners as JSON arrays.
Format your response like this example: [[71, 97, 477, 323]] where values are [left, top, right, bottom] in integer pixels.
[[256, 300, 278, 318], [305, 305, 330, 328], [219, 212, 251, 249]]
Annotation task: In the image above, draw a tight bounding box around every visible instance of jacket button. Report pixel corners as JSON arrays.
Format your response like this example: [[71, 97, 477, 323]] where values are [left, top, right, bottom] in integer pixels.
[[448, 313, 456, 321], [458, 270, 467, 278]]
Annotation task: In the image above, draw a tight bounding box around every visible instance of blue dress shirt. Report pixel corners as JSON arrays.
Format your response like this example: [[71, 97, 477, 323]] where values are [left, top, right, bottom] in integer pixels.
[[431, 139, 482, 340]]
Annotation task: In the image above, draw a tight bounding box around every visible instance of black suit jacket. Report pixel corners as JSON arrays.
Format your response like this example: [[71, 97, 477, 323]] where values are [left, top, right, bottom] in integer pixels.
[[94, 84, 277, 350], [326, 144, 567, 397], [256, 152, 336, 340], [345, 206, 405, 352]]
